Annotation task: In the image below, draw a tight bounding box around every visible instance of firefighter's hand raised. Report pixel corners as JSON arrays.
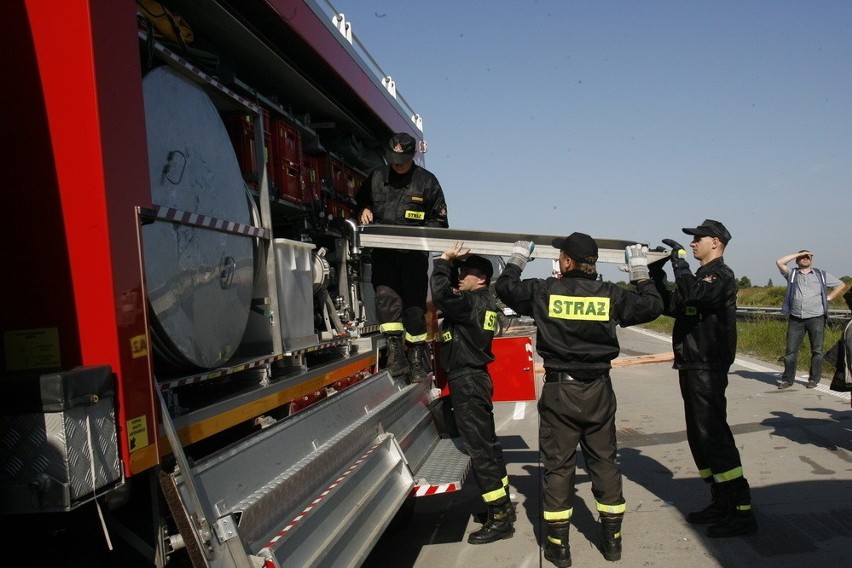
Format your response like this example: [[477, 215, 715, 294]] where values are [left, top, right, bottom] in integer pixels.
[[662, 239, 687, 263], [441, 241, 470, 262], [623, 244, 650, 283], [508, 240, 535, 271], [662, 239, 691, 278]]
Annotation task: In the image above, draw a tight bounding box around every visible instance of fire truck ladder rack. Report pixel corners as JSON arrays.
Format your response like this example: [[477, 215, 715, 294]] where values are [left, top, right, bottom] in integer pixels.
[[354, 225, 669, 264]]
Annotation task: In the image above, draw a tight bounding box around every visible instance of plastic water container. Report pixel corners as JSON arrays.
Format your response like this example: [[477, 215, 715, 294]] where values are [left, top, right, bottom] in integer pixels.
[[273, 238, 318, 350]]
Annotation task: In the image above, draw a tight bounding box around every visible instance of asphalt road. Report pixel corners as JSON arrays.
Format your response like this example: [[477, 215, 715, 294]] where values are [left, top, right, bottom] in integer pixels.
[[363, 326, 852, 568]]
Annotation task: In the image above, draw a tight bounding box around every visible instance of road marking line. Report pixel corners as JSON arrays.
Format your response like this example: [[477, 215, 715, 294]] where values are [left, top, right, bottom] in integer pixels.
[[628, 327, 850, 401]]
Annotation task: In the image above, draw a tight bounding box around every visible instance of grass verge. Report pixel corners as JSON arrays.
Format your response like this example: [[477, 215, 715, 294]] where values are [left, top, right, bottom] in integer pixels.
[[639, 315, 844, 379]]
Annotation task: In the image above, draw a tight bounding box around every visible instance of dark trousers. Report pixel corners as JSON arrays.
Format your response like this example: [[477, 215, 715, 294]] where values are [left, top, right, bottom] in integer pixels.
[[538, 375, 623, 516], [782, 315, 825, 382], [679, 369, 743, 480], [371, 249, 428, 337], [448, 368, 507, 502]]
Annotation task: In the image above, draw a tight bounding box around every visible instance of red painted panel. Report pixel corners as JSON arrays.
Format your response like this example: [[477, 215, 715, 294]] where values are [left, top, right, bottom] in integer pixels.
[[12, 0, 159, 476], [435, 336, 537, 402], [489, 336, 537, 402]]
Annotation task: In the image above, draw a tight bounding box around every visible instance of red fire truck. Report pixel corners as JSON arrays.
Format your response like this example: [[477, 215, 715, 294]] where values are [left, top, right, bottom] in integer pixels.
[[1, 2, 645, 565], [0, 1, 489, 566]]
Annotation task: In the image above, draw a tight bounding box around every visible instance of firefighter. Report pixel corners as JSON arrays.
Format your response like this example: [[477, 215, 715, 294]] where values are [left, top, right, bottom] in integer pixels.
[[652, 220, 759, 537], [495, 234, 663, 566], [430, 242, 514, 544], [357, 132, 449, 383]]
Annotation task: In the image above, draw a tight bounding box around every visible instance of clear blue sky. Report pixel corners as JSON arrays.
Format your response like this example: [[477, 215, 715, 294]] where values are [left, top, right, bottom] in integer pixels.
[[331, 0, 852, 286]]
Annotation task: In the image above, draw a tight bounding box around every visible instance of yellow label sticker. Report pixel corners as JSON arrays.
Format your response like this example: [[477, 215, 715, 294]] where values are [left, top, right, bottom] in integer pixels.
[[483, 310, 498, 331], [441, 330, 452, 342], [548, 295, 611, 321], [127, 416, 150, 451], [404, 210, 425, 220], [3, 328, 60, 371], [131, 334, 148, 359]]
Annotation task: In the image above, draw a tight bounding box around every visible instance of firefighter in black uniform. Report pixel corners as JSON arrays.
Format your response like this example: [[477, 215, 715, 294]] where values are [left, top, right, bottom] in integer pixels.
[[430, 242, 514, 544], [495, 233, 663, 567], [357, 132, 449, 383], [651, 219, 758, 537]]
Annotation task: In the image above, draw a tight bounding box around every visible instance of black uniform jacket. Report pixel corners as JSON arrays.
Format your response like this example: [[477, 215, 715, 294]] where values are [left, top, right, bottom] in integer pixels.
[[431, 258, 497, 371], [495, 266, 663, 374], [652, 257, 737, 371], [356, 164, 448, 227]]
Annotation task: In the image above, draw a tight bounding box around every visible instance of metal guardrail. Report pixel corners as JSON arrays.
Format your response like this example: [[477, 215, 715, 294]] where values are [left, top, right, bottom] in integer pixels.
[[736, 306, 851, 326]]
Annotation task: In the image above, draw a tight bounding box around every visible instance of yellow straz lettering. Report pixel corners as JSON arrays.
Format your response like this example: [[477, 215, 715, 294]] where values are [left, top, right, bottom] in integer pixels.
[[548, 295, 610, 321], [483, 310, 498, 331], [404, 210, 425, 220]]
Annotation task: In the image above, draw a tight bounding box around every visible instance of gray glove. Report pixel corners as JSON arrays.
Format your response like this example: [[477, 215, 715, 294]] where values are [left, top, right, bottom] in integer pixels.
[[624, 244, 650, 282], [508, 240, 535, 271]]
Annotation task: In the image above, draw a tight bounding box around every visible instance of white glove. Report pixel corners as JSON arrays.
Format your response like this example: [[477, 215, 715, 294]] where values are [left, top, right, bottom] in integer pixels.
[[624, 244, 649, 282], [508, 240, 535, 271]]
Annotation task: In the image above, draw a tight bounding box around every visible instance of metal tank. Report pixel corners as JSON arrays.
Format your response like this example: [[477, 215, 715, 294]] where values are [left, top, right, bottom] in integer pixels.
[[141, 66, 254, 369]]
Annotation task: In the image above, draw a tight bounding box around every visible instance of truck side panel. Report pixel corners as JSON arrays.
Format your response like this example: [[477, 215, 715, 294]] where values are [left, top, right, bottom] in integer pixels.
[[2, 0, 159, 476]]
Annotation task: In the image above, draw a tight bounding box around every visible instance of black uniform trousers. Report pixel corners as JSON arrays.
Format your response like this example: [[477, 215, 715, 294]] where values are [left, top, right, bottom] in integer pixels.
[[679, 368, 744, 481], [371, 248, 429, 338], [539, 374, 624, 518], [448, 367, 508, 503]]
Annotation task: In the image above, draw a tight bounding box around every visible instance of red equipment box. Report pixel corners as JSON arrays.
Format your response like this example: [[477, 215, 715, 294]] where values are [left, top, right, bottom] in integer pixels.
[[222, 109, 274, 192], [318, 156, 347, 197], [343, 167, 365, 199], [271, 117, 301, 163], [435, 335, 537, 402], [325, 197, 353, 220], [276, 158, 303, 204], [302, 155, 321, 205]]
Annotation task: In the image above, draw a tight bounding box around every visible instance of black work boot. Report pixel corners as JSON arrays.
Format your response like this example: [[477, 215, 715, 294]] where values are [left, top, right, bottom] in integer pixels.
[[467, 500, 514, 544], [474, 485, 516, 523], [473, 503, 517, 524], [407, 342, 432, 383], [600, 513, 623, 561], [687, 482, 728, 524], [706, 478, 758, 538], [384, 333, 410, 377], [543, 521, 571, 568]]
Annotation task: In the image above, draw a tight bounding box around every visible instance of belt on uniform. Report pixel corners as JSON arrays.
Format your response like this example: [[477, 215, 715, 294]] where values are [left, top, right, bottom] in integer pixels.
[[544, 371, 600, 383]]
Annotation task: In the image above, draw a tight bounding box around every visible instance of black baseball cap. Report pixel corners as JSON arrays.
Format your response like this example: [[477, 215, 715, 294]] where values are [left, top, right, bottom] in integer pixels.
[[551, 232, 598, 263], [386, 132, 416, 164], [453, 255, 494, 279], [681, 219, 731, 244]]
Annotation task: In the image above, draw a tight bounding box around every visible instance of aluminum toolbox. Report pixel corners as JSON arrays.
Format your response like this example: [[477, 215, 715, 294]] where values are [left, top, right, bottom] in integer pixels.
[[0, 366, 122, 513]]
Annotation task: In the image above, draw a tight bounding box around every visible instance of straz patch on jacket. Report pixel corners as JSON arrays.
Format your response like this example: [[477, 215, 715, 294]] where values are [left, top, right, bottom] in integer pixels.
[[548, 295, 611, 321], [483, 310, 498, 331], [404, 210, 425, 220]]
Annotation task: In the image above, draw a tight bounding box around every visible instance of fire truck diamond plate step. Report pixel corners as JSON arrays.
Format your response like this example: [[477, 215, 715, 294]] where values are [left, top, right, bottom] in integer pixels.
[[411, 438, 471, 496]]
